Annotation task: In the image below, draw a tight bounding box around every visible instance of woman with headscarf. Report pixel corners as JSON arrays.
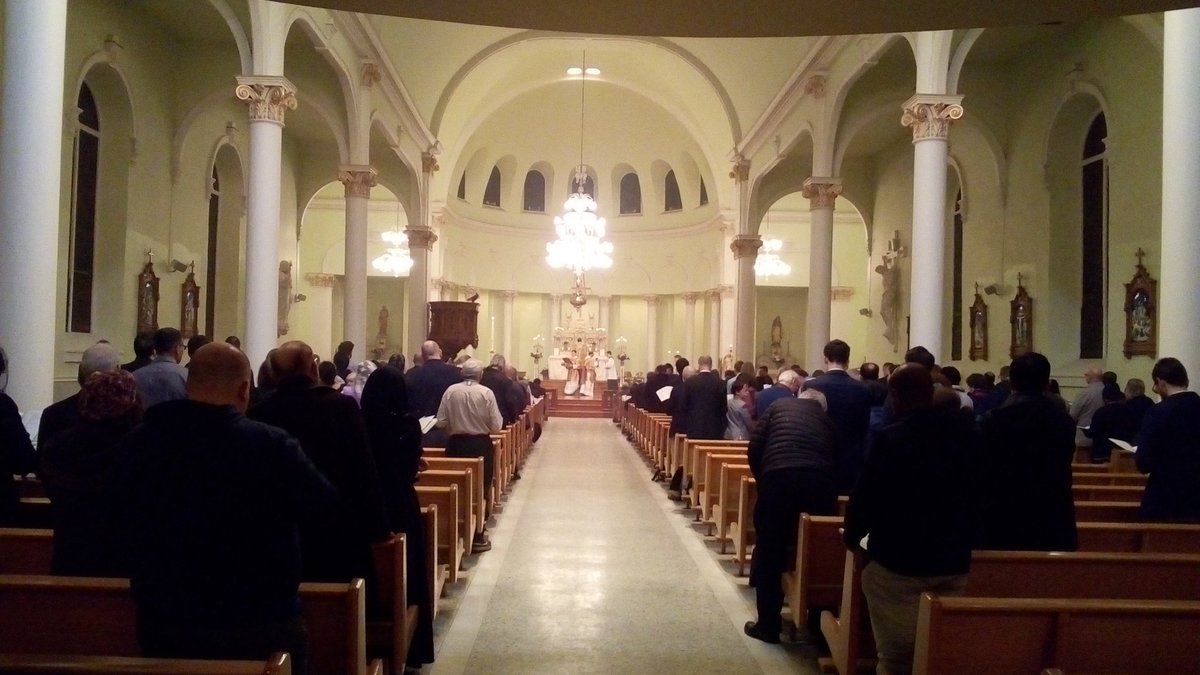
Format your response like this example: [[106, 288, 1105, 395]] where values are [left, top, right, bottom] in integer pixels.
[[359, 365, 434, 670], [40, 369, 142, 576]]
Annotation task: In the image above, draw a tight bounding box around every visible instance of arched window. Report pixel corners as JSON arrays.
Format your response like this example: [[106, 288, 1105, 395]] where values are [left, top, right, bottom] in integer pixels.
[[456, 172, 466, 201], [699, 177, 709, 206], [951, 189, 964, 361], [67, 83, 100, 333], [205, 166, 220, 337], [1080, 112, 1108, 359], [570, 172, 595, 199], [483, 166, 502, 207], [619, 172, 641, 214], [523, 170, 546, 212], [664, 170, 682, 212]]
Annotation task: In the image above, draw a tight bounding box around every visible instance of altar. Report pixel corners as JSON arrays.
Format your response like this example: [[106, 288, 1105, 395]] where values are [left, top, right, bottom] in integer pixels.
[[547, 309, 607, 380]]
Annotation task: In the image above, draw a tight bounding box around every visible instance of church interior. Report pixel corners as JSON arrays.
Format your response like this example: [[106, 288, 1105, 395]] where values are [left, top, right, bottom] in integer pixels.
[[2, 1, 1200, 674]]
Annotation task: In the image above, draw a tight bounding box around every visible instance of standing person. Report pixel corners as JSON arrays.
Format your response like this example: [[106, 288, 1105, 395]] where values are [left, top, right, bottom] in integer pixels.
[[1123, 378, 1155, 436], [0, 346, 37, 526], [437, 358, 503, 552], [38, 341, 122, 448], [482, 355, 518, 425], [976, 352, 1078, 551], [1136, 357, 1200, 521], [754, 365, 774, 391], [1082, 382, 1131, 463], [115, 343, 336, 674], [804, 339, 874, 494], [405, 340, 462, 448], [248, 341, 391, 584], [1070, 367, 1105, 450], [756, 369, 801, 418], [842, 364, 977, 675], [121, 332, 155, 373], [359, 365, 435, 670], [726, 379, 757, 441], [39, 369, 142, 577], [672, 356, 732, 441], [132, 327, 189, 410], [744, 387, 838, 644], [604, 350, 620, 391]]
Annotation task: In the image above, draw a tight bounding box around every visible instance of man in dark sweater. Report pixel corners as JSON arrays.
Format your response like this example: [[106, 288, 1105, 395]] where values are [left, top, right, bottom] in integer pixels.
[[744, 388, 838, 644], [120, 331, 154, 373], [804, 339, 874, 493], [116, 343, 335, 673], [405, 340, 463, 447], [1136, 357, 1200, 521]]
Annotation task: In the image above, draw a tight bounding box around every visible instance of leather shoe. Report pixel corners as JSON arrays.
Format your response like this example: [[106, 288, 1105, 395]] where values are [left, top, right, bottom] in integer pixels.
[[743, 621, 780, 644]]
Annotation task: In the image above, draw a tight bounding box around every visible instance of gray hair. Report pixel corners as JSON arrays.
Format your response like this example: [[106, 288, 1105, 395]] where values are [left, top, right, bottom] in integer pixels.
[[697, 355, 713, 368], [462, 358, 484, 380], [1125, 378, 1146, 398], [798, 388, 828, 412], [777, 369, 801, 388], [489, 354, 506, 369], [79, 342, 122, 385]]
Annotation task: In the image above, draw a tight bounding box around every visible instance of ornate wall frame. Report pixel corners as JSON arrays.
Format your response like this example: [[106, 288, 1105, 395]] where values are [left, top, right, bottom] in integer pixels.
[[1009, 274, 1033, 359], [180, 262, 200, 340], [1123, 248, 1157, 359], [136, 251, 160, 336]]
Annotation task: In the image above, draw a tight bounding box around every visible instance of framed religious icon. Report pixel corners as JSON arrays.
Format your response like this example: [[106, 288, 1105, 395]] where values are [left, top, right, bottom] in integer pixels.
[[136, 251, 160, 335], [1123, 248, 1157, 358], [1009, 274, 1033, 359], [969, 284, 988, 361], [180, 262, 200, 340]]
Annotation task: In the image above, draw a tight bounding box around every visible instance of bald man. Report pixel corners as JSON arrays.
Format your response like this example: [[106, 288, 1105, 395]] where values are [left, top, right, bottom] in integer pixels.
[[247, 340, 391, 584], [116, 342, 335, 673], [406, 340, 463, 448]]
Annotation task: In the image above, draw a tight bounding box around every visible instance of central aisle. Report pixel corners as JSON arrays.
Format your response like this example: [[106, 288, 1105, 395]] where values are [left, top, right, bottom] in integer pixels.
[[428, 418, 817, 675]]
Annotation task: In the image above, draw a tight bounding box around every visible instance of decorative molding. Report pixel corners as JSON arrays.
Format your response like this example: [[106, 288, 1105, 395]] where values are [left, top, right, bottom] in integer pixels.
[[361, 61, 381, 88], [305, 272, 336, 288], [730, 234, 763, 259], [501, 290, 519, 300], [422, 151, 440, 175], [803, 74, 827, 98], [337, 165, 378, 199], [643, 294, 660, 307], [720, 284, 735, 299], [681, 292, 700, 305], [831, 286, 855, 301], [728, 157, 750, 183], [901, 94, 964, 142], [801, 177, 843, 209], [405, 227, 438, 249], [438, 206, 727, 241], [234, 76, 297, 125]]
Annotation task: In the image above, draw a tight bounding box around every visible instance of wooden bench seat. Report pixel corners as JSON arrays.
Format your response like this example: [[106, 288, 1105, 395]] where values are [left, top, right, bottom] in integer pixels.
[[913, 596, 1200, 675], [415, 486, 462, 583], [697, 449, 748, 524], [419, 506, 444, 619], [422, 458, 486, 534], [0, 529, 51, 574], [729, 476, 757, 576], [714, 463, 753, 552], [416, 471, 474, 562], [1071, 484, 1144, 502], [367, 535, 417, 675], [1071, 471, 1146, 486], [0, 652, 292, 674], [0, 575, 381, 675]]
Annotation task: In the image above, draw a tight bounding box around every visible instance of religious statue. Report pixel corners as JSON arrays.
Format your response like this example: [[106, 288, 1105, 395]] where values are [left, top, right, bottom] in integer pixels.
[[875, 246, 903, 350], [136, 250, 160, 336], [1009, 274, 1033, 359], [277, 260, 293, 337], [180, 262, 200, 340], [1123, 247, 1158, 358], [756, 316, 796, 370], [377, 305, 390, 338], [969, 283, 988, 361], [721, 349, 734, 373]]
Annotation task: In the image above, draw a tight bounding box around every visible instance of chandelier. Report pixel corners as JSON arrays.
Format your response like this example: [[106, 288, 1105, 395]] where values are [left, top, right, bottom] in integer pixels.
[[372, 230, 413, 277], [546, 54, 614, 277], [755, 238, 791, 279]]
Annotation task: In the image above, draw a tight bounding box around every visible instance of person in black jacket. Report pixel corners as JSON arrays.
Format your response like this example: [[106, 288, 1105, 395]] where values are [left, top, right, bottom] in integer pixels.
[[38, 341, 123, 449], [671, 356, 728, 440], [0, 345, 38, 526], [804, 340, 874, 493], [481, 355, 518, 426], [1136, 357, 1200, 521], [744, 388, 838, 644], [843, 364, 976, 675], [405, 340, 464, 447]]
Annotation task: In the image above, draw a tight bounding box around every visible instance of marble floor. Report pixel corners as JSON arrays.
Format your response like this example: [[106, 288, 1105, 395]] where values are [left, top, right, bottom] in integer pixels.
[[427, 418, 820, 675]]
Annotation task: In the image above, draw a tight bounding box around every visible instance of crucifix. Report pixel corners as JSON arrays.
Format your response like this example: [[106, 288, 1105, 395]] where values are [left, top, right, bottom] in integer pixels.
[[1017, 272, 1024, 288], [1135, 247, 1147, 268]]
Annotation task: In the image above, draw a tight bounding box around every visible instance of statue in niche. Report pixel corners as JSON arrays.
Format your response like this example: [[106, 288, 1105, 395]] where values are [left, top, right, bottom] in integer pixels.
[[1122, 248, 1157, 359], [1009, 274, 1033, 359], [721, 348, 735, 373], [756, 315, 795, 371], [969, 284, 988, 361], [377, 305, 390, 338], [277, 260, 293, 337]]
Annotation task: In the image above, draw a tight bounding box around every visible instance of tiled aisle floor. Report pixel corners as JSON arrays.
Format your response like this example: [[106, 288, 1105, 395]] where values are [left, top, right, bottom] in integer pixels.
[[427, 418, 820, 675]]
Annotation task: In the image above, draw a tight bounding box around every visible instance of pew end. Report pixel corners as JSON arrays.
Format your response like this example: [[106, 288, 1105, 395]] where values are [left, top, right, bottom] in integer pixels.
[[0, 652, 293, 674]]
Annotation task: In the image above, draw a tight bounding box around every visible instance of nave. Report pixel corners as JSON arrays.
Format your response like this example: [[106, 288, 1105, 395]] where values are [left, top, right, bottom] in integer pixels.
[[428, 418, 815, 675]]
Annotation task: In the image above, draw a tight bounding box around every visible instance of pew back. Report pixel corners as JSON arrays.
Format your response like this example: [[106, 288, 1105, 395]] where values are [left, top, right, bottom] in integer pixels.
[[0, 528, 52, 574], [414, 486, 462, 583], [0, 652, 292, 674]]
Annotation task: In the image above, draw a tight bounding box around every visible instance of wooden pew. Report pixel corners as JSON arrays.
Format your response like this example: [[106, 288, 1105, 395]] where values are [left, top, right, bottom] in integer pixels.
[[683, 439, 747, 504], [0, 652, 292, 674], [419, 506, 444, 619], [0, 528, 51, 574], [1072, 471, 1146, 486], [421, 448, 446, 458], [714, 463, 754, 552], [414, 486, 462, 583], [697, 447, 748, 524], [13, 476, 44, 499], [368, 534, 417, 675], [15, 498, 51, 529], [820, 550, 1200, 675], [729, 476, 757, 576], [913, 596, 1200, 675], [0, 575, 382, 675], [1077, 520, 1200, 552], [417, 470, 475, 557], [423, 458, 486, 534], [783, 515, 846, 636], [1073, 500, 1141, 522], [1071, 484, 1144, 503]]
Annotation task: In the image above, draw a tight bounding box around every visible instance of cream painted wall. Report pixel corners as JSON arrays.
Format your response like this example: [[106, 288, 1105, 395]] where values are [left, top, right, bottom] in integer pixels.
[[755, 287, 809, 373]]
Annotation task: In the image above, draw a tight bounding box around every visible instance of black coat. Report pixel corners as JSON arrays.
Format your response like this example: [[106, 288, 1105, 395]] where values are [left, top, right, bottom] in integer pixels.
[[1136, 391, 1200, 520], [0, 392, 37, 525], [748, 397, 837, 479], [405, 360, 462, 418], [976, 394, 1078, 551], [248, 376, 391, 584], [670, 371, 728, 440], [805, 370, 874, 493], [37, 392, 81, 450]]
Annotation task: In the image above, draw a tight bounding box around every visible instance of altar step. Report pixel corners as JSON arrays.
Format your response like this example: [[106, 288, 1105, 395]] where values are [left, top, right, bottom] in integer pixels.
[[548, 396, 611, 419]]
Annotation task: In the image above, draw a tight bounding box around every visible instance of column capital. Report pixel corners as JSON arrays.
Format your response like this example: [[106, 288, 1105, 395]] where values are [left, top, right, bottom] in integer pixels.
[[422, 151, 440, 175], [728, 157, 750, 183], [430, 277, 445, 290], [643, 294, 660, 307], [801, 177, 843, 209], [235, 76, 297, 125], [721, 284, 735, 299], [501, 290, 518, 300], [337, 165, 378, 199], [730, 234, 763, 259], [706, 288, 722, 301], [405, 227, 438, 250], [305, 272, 336, 288], [681, 292, 701, 305], [360, 61, 382, 88], [550, 293, 563, 302], [901, 94, 964, 141]]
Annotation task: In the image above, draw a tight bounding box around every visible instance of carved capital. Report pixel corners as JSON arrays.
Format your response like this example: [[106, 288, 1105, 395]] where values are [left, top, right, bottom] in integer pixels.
[[681, 292, 700, 305], [305, 272, 336, 288], [728, 157, 750, 183], [405, 227, 438, 250], [802, 177, 843, 209], [730, 234, 763, 260], [550, 294, 563, 303], [643, 294, 660, 307], [337, 165, 378, 199], [361, 61, 381, 88], [422, 152, 440, 175], [803, 74, 826, 98], [501, 290, 518, 300], [720, 284, 735, 299], [235, 76, 297, 125], [901, 94, 964, 141]]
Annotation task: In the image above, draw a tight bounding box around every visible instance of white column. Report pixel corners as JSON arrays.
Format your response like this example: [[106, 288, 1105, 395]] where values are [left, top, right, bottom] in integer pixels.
[[682, 293, 699, 359], [338, 166, 376, 363], [902, 95, 962, 362], [0, 0, 67, 410], [550, 294, 563, 333], [645, 295, 659, 372], [502, 290, 517, 360], [304, 273, 335, 361], [1161, 8, 1200, 375], [235, 76, 297, 371], [719, 285, 735, 362], [730, 235, 762, 362], [599, 296, 611, 341], [405, 228, 437, 356], [803, 178, 842, 370], [708, 290, 721, 358]]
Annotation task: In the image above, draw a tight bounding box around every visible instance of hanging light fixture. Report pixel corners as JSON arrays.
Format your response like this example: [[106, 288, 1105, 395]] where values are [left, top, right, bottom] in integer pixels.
[[755, 239, 791, 279], [372, 201, 413, 277], [546, 53, 614, 281]]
